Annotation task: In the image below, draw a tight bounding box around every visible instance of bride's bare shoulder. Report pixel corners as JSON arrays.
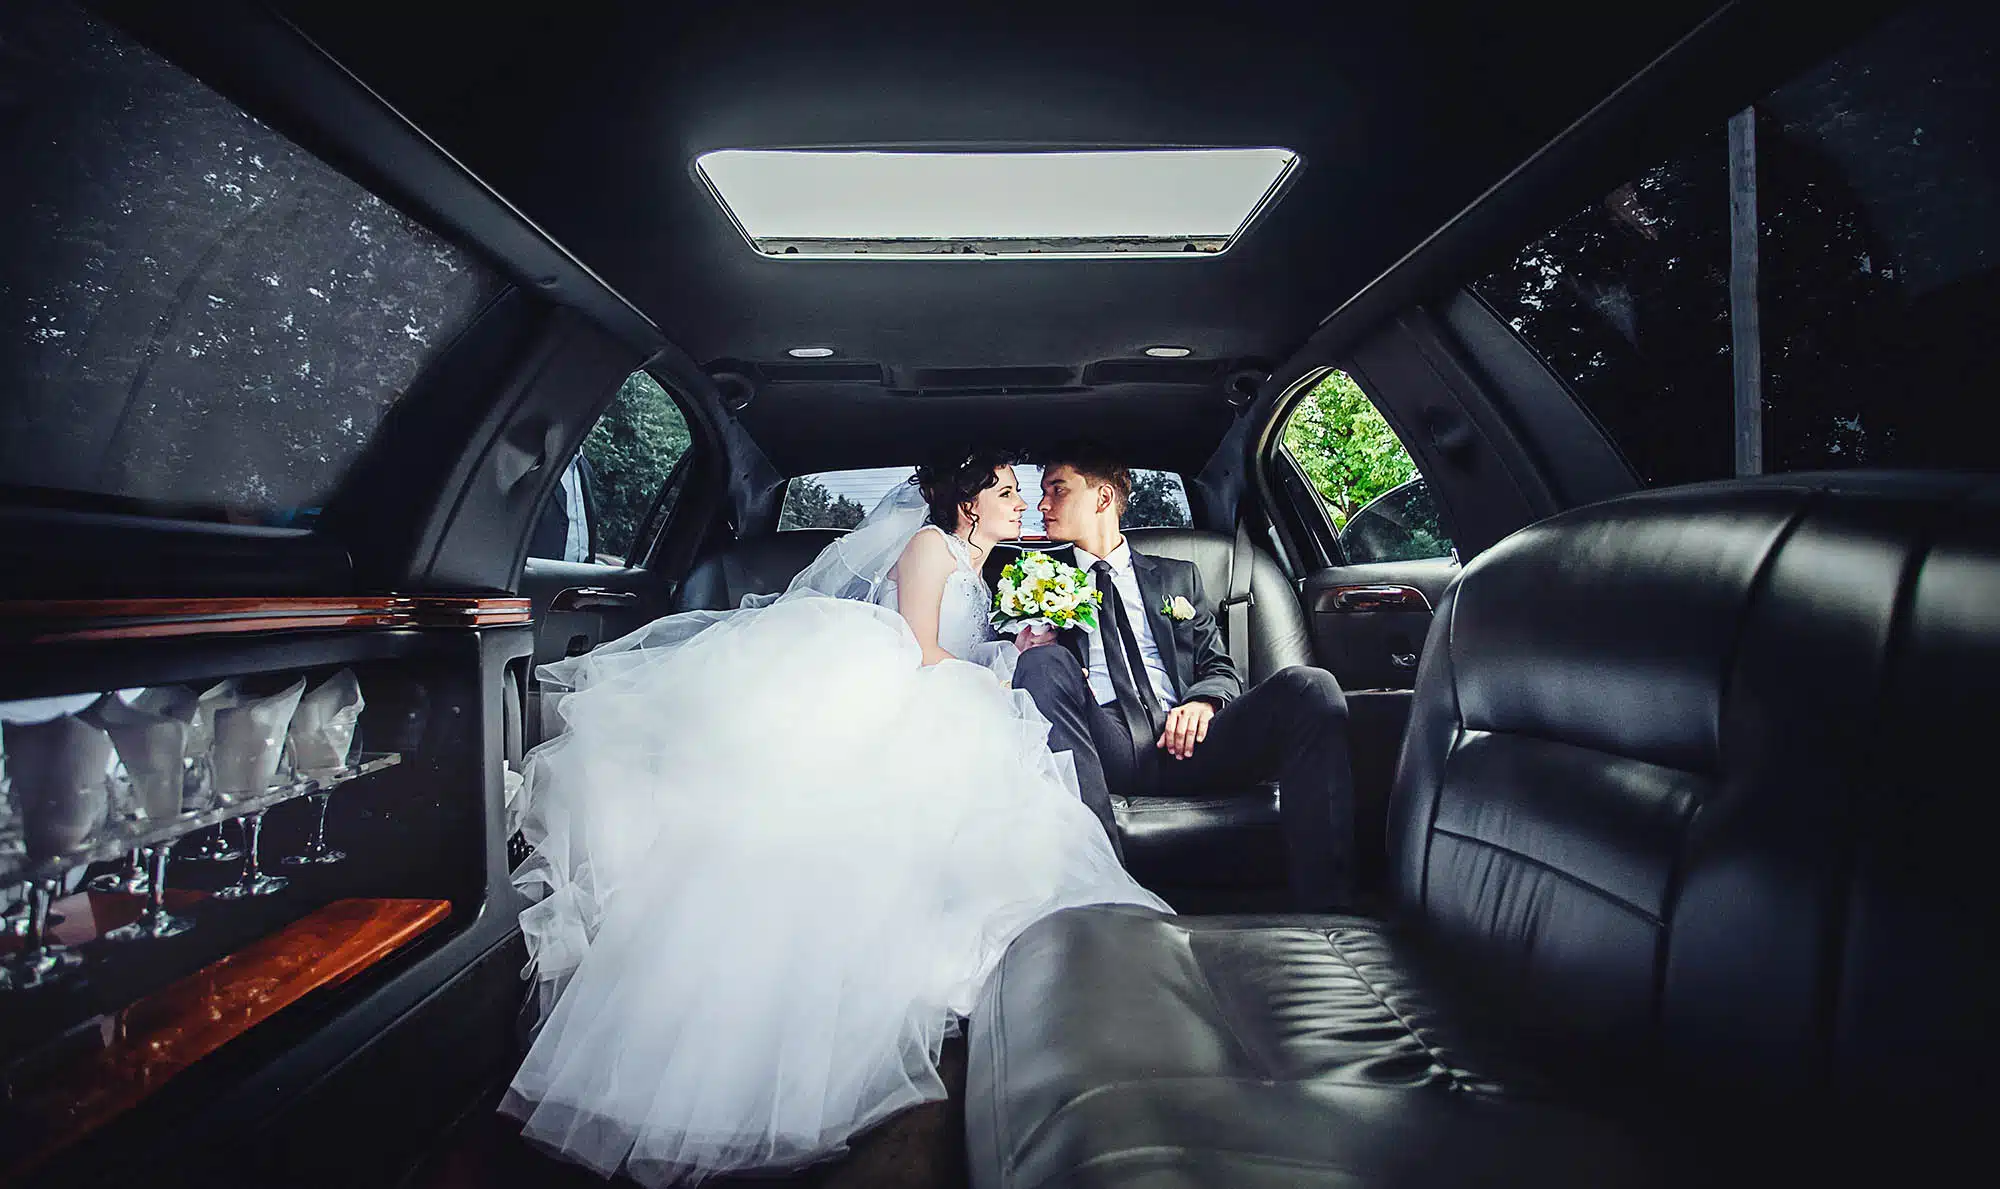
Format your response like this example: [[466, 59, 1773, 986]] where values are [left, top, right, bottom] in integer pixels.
[[896, 525, 954, 572]]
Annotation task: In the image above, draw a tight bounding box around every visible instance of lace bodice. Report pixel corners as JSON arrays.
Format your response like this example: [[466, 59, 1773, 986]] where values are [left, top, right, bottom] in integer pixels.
[[927, 527, 1000, 660]]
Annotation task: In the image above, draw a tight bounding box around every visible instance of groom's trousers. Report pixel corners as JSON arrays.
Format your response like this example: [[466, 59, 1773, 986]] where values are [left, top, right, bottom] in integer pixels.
[[1013, 646, 1354, 911]]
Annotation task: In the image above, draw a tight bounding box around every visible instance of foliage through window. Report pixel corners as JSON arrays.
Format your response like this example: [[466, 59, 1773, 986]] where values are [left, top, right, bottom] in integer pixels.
[[779, 465, 1191, 533], [1280, 370, 1453, 564], [528, 371, 692, 564], [0, 2, 502, 522], [1473, 1, 1999, 484]]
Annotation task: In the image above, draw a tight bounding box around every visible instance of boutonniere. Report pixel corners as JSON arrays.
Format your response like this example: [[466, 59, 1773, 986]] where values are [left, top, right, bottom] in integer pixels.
[[1160, 595, 1197, 622]]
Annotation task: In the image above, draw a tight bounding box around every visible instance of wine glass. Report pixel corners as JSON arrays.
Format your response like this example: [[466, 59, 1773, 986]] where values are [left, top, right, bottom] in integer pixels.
[[87, 688, 197, 895], [103, 843, 192, 941], [209, 681, 305, 900], [212, 811, 287, 899], [283, 671, 362, 867], [1, 877, 83, 990], [0, 712, 110, 990]]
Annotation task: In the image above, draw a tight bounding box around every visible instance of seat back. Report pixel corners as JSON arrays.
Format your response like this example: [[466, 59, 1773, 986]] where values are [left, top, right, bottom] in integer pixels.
[[677, 526, 1313, 683], [1389, 474, 1999, 1108], [673, 529, 841, 611], [1125, 527, 1311, 682]]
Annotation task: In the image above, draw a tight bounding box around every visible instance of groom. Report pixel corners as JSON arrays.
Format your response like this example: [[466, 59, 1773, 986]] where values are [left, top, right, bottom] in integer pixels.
[[1006, 441, 1355, 911]]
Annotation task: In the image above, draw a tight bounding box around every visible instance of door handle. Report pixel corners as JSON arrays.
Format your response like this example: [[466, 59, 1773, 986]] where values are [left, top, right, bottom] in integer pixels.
[[1316, 584, 1433, 613], [551, 586, 640, 612], [1391, 651, 1419, 670]]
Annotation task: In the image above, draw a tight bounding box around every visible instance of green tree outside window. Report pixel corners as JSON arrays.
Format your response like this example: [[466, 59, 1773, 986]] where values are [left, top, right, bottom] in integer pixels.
[[579, 370, 693, 560], [1281, 370, 1419, 529]]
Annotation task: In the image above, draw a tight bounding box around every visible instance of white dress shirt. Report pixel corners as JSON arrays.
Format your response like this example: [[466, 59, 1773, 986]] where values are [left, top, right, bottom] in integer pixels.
[[1072, 540, 1178, 710]]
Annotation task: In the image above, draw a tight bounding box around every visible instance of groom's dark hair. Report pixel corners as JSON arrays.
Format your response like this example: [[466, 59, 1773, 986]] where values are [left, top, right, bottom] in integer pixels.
[[1040, 440, 1132, 514]]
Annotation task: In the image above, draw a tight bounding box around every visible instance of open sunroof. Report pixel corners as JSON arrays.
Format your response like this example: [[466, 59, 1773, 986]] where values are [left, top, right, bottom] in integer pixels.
[[695, 148, 1300, 259]]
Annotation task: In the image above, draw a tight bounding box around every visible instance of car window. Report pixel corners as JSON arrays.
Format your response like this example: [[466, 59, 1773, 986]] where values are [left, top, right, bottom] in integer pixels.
[[0, 1, 503, 524], [1339, 480, 1453, 565], [1473, 0, 1999, 483], [528, 370, 693, 565], [779, 465, 1192, 533], [1279, 368, 1455, 563]]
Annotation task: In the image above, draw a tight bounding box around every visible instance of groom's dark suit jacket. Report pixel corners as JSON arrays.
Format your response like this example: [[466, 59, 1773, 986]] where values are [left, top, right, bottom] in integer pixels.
[[986, 542, 1243, 709]]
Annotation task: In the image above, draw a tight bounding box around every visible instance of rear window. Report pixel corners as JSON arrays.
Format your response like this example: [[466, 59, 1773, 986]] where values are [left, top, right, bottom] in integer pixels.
[[0, 2, 502, 523], [780, 465, 1192, 533], [1473, 0, 1999, 483]]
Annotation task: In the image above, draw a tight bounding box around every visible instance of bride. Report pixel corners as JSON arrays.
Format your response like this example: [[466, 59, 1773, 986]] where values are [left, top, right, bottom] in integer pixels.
[[500, 449, 1170, 1184]]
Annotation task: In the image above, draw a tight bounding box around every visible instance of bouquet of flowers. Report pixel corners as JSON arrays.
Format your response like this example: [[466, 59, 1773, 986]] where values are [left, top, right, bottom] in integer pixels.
[[990, 550, 1102, 635]]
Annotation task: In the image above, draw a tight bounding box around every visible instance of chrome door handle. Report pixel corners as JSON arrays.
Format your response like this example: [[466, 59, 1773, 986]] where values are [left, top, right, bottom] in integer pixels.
[[551, 586, 639, 612], [1316, 584, 1433, 613], [1390, 651, 1419, 669]]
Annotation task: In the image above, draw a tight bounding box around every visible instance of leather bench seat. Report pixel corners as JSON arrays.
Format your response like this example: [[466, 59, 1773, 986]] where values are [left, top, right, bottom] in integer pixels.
[[677, 524, 1316, 904], [976, 907, 1653, 1188], [968, 474, 2000, 1188]]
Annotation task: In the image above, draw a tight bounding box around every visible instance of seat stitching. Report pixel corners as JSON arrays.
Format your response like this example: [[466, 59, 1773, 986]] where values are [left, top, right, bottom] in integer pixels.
[[985, 955, 1016, 1189], [1036, 1141, 1378, 1187], [1181, 928, 1277, 1081], [1320, 928, 1477, 1094], [1427, 825, 1665, 926]]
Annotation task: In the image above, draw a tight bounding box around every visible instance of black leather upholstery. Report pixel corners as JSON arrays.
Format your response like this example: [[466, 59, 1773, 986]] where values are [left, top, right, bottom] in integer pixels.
[[1115, 528, 1314, 897], [1123, 528, 1312, 687], [673, 529, 840, 611], [969, 474, 2000, 1188], [675, 525, 1321, 899]]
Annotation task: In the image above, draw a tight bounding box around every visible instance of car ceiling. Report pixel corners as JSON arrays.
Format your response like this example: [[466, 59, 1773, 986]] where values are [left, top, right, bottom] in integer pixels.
[[268, 0, 1729, 474]]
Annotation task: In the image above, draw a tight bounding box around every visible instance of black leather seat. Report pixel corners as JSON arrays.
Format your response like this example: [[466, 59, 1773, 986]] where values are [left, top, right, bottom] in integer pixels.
[[1112, 529, 1312, 901], [679, 525, 1320, 904], [967, 474, 2000, 1189], [673, 528, 842, 612]]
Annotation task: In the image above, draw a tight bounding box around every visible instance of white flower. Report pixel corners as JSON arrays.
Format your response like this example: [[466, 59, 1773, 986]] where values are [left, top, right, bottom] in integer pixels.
[[1165, 595, 1197, 621], [1041, 588, 1074, 614], [999, 590, 1022, 616], [1023, 553, 1056, 579]]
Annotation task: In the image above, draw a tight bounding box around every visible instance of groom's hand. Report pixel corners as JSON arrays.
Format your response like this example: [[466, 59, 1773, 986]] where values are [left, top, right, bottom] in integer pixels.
[[1015, 625, 1057, 650], [1156, 700, 1215, 760]]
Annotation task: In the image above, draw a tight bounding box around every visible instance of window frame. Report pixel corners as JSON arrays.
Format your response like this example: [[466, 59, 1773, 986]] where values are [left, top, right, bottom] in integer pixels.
[[524, 366, 708, 573], [1264, 364, 1460, 569]]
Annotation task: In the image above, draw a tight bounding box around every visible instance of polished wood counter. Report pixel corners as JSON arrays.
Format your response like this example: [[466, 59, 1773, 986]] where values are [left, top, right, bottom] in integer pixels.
[[3, 897, 452, 1181]]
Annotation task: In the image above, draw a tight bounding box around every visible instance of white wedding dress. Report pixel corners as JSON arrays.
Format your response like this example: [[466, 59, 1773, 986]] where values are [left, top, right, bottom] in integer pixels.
[[500, 484, 1168, 1185]]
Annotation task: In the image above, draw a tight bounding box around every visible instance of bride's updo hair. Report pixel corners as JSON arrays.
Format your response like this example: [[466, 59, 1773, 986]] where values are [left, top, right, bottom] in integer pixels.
[[912, 448, 1018, 538]]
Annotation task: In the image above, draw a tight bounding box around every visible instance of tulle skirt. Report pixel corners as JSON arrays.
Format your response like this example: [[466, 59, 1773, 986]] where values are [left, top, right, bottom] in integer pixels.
[[499, 594, 1168, 1184]]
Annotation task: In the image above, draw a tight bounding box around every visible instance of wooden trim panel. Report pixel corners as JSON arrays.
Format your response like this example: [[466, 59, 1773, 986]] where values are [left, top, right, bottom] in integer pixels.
[[0, 595, 531, 643], [410, 596, 533, 628], [2, 897, 452, 1179]]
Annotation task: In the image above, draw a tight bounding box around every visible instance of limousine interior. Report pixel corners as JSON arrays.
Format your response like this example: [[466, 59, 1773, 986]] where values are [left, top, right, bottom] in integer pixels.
[[1, 1, 1993, 1186]]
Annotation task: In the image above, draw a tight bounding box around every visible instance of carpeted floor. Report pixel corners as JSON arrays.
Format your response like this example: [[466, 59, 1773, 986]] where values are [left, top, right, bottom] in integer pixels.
[[404, 1037, 970, 1189]]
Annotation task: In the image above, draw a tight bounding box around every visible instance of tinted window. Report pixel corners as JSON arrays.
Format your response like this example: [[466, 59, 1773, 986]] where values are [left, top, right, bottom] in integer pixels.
[[528, 371, 693, 564], [0, 2, 501, 522], [1755, 4, 1999, 471], [1280, 368, 1454, 561], [1339, 480, 1453, 564], [1475, 1, 1998, 483], [1471, 135, 1733, 486], [779, 465, 1191, 533]]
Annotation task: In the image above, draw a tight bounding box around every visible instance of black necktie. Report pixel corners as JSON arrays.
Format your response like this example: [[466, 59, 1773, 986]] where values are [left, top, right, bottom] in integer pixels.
[[1094, 560, 1163, 750]]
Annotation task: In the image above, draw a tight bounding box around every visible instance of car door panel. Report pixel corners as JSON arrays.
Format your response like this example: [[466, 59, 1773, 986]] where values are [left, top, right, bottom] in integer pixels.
[[517, 559, 674, 749], [1303, 557, 1458, 692]]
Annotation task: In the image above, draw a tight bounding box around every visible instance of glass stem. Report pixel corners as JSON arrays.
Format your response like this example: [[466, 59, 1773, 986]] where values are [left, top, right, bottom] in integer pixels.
[[310, 792, 331, 849], [145, 845, 171, 917], [24, 879, 53, 956], [242, 812, 265, 880]]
